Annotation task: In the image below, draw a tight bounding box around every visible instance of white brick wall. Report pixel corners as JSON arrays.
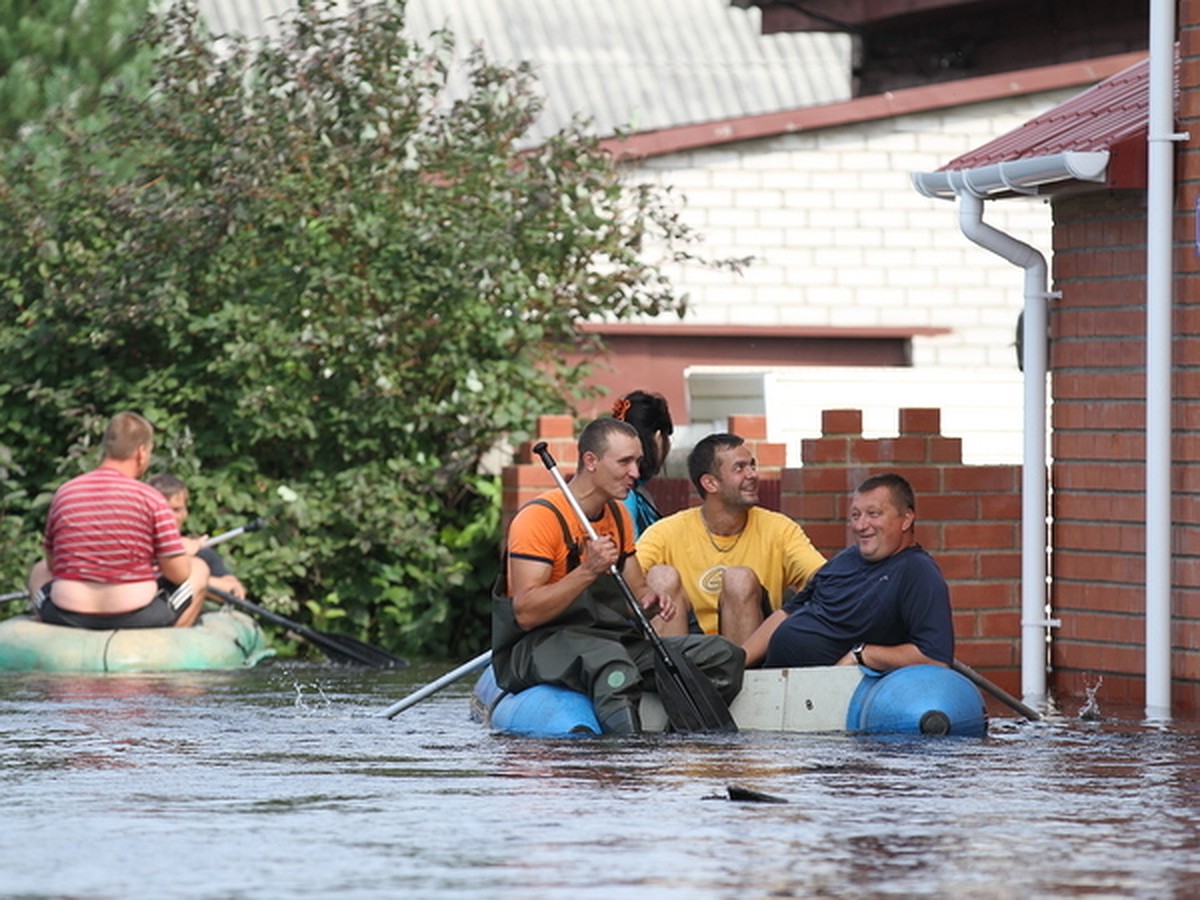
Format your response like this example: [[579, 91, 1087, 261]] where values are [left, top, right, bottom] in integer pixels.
[[643, 90, 1076, 344], [634, 89, 1079, 462]]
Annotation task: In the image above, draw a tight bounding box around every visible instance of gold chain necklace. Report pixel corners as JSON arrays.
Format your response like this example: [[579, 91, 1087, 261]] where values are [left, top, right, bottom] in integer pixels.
[[701, 509, 745, 554]]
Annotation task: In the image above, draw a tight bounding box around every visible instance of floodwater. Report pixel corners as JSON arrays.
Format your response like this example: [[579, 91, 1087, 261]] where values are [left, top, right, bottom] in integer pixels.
[[2, 661, 1199, 899]]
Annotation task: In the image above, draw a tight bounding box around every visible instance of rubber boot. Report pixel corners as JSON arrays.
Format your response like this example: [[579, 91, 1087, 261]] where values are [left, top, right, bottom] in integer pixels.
[[598, 704, 642, 735]]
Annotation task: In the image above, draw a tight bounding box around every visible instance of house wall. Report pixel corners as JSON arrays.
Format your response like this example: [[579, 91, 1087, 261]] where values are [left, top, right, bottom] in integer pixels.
[[639, 91, 1068, 361], [781, 408, 1023, 699], [501, 408, 1025, 702], [1048, 189, 1162, 708], [604, 90, 1081, 467]]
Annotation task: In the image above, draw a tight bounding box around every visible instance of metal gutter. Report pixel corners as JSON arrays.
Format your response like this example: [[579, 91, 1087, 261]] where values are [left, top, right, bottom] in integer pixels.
[[911, 151, 1110, 200]]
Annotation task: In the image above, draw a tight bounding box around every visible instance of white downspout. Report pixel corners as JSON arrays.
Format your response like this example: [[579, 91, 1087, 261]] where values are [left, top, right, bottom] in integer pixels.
[[952, 189, 1053, 708], [1144, 0, 1179, 722]]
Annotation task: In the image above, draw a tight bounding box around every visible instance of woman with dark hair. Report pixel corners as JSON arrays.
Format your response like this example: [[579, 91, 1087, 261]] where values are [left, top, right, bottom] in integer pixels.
[[612, 390, 674, 537]]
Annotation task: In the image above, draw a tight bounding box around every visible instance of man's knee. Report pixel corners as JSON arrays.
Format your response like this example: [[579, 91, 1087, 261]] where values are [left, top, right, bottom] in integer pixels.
[[646, 564, 682, 595], [720, 566, 763, 611], [721, 566, 760, 596]]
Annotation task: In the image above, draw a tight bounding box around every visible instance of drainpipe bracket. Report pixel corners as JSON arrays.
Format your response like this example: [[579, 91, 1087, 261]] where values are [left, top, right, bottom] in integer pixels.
[[1021, 618, 1062, 629], [1148, 131, 1190, 143]]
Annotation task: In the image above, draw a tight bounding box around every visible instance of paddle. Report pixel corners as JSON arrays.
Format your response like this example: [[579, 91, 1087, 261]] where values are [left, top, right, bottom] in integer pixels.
[[952, 659, 1042, 721], [202, 517, 266, 550], [0, 590, 27, 604], [532, 441, 737, 733], [206, 586, 408, 669], [378, 650, 493, 718]]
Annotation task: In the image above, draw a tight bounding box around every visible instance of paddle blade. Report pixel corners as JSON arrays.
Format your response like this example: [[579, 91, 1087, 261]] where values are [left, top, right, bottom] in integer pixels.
[[317, 633, 409, 670], [207, 587, 407, 669], [653, 644, 738, 734]]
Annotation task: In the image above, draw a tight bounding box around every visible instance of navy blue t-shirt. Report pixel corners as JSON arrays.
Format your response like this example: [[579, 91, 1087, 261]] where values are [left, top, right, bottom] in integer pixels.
[[763, 544, 954, 667]]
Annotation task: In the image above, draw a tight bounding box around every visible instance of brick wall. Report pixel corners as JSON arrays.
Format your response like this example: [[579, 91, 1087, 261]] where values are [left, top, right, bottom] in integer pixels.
[[1177, 0, 1200, 712], [1048, 190, 1156, 707], [783, 408, 1022, 695], [501, 407, 1024, 695], [640, 92, 1071, 369]]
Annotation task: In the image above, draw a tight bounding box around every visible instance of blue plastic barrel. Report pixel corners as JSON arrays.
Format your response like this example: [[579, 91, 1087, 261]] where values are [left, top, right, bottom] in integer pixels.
[[473, 666, 602, 737], [845, 664, 988, 737]]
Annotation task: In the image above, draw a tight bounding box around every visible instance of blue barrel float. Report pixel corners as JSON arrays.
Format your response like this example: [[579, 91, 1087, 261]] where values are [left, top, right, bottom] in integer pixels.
[[845, 664, 988, 737], [472, 665, 602, 737]]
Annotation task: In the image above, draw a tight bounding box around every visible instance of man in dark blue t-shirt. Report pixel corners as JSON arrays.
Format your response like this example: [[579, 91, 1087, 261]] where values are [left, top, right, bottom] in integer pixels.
[[742, 473, 954, 671]]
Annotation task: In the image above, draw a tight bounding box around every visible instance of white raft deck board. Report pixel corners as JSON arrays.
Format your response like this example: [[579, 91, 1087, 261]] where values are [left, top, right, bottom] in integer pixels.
[[638, 665, 863, 733]]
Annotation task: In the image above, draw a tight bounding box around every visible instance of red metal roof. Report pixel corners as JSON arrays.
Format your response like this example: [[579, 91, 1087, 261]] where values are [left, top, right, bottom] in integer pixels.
[[940, 53, 1163, 189]]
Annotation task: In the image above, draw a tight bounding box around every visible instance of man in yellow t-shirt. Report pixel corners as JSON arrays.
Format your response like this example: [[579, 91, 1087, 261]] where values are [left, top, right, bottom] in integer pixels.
[[636, 433, 825, 642]]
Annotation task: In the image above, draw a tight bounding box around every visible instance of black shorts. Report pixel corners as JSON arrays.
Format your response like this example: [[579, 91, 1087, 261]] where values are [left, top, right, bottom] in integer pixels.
[[33, 577, 194, 630]]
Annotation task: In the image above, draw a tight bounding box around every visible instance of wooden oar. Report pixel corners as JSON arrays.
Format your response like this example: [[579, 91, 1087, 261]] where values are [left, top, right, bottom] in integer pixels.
[[952, 659, 1042, 721], [378, 650, 493, 718], [533, 442, 737, 733], [207, 586, 408, 669]]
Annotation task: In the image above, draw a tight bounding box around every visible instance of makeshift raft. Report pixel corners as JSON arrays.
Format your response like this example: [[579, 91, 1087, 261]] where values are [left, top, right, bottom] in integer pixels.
[[0, 608, 275, 673], [471, 663, 988, 738]]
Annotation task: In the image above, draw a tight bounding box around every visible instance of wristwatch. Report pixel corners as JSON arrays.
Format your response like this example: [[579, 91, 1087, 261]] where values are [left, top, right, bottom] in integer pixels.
[[851, 643, 866, 666]]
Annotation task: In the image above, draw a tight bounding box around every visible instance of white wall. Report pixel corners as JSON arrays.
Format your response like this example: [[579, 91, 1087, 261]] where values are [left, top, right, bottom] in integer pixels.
[[640, 92, 1071, 371]]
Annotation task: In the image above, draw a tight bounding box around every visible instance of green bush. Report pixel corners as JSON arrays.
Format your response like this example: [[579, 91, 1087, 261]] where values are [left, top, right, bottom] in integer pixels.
[[0, 0, 723, 657]]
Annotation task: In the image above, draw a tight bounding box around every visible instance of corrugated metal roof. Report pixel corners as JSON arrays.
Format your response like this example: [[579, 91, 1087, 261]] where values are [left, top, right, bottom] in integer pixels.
[[941, 54, 1154, 170], [195, 0, 851, 142]]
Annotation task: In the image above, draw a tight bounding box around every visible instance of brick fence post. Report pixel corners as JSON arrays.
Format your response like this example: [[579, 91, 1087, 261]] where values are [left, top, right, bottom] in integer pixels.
[[500, 415, 575, 535]]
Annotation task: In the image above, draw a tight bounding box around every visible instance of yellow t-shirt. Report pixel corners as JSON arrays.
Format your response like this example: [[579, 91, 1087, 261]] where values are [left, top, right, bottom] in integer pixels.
[[636, 506, 825, 634]]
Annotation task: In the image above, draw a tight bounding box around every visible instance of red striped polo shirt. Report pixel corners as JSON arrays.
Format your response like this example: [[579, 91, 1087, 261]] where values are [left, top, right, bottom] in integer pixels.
[[45, 467, 186, 583]]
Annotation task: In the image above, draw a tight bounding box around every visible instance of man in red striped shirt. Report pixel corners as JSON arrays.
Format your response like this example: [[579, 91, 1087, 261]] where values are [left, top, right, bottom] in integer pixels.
[[27, 412, 210, 629]]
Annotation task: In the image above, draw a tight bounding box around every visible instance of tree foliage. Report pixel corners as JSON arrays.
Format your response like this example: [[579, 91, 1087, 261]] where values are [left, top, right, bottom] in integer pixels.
[[0, 0, 712, 657], [0, 0, 154, 138]]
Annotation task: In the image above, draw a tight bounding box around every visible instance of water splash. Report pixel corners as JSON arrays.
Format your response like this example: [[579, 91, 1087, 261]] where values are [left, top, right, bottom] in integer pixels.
[[293, 681, 332, 710], [1078, 675, 1104, 721]]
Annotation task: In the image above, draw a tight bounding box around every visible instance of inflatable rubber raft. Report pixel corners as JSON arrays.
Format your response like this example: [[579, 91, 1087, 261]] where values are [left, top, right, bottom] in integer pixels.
[[0, 608, 275, 673], [471, 663, 988, 738]]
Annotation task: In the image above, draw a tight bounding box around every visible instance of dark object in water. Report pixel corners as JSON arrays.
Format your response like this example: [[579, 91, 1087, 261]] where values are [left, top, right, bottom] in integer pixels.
[[727, 785, 788, 804]]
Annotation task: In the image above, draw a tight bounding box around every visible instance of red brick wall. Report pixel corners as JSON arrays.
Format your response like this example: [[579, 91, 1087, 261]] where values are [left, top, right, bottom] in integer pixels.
[[1177, 0, 1200, 712], [501, 415, 576, 535], [1049, 190, 1155, 707]]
